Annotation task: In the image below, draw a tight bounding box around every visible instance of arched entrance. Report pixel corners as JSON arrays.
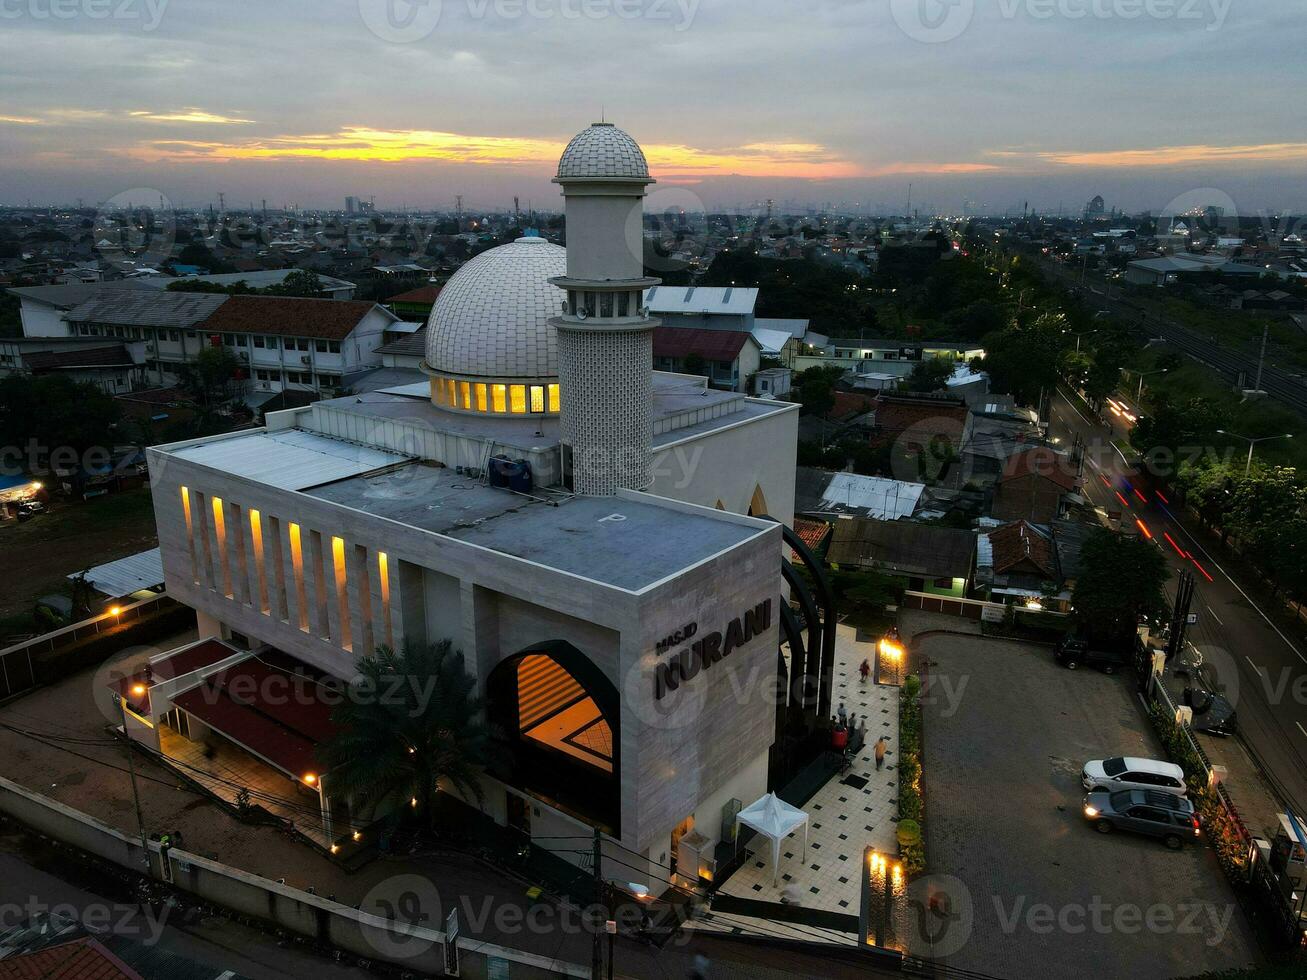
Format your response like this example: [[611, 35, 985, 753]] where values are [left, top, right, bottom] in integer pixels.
[[747, 484, 769, 517], [486, 641, 620, 833]]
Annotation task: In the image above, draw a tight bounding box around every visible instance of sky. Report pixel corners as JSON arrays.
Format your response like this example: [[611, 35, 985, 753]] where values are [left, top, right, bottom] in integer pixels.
[[2, 0, 1305, 215]]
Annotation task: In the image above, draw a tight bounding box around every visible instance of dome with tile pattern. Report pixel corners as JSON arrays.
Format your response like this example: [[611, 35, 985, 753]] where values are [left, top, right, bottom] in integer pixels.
[[424, 236, 566, 380], [556, 122, 650, 181]]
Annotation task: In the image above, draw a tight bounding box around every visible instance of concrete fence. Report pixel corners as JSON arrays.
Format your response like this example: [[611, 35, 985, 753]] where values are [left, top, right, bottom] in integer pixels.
[[0, 775, 586, 978], [902, 591, 1070, 623]]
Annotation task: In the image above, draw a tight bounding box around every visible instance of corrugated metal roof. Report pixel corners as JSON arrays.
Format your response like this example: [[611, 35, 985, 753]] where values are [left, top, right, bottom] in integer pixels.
[[820, 473, 925, 520], [170, 429, 411, 490], [73, 546, 164, 597], [644, 285, 759, 316], [65, 289, 229, 328]]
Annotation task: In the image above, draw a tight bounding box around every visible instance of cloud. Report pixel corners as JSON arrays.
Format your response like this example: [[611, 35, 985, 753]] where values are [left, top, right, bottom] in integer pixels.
[[128, 109, 256, 125], [0, 115, 42, 125], [1035, 143, 1307, 169]]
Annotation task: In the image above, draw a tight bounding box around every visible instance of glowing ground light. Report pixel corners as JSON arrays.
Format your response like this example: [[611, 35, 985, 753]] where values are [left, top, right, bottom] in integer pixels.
[[1135, 519, 1153, 540]]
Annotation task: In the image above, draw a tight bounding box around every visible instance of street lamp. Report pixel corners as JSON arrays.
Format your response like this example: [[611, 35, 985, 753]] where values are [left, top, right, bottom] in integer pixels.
[[1217, 430, 1294, 476], [1125, 367, 1168, 402]]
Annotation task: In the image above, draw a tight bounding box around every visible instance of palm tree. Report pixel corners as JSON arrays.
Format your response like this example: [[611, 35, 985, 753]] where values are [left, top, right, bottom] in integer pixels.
[[318, 640, 492, 833]]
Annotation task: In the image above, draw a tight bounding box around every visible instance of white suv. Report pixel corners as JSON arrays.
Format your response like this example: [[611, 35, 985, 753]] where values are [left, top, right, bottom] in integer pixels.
[[1081, 757, 1187, 797]]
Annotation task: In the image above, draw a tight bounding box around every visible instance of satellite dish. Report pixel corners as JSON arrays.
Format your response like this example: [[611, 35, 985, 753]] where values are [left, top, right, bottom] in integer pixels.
[[576, 308, 588, 320]]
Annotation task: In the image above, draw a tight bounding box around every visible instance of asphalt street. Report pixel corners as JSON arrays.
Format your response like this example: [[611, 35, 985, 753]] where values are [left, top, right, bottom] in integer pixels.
[[1049, 387, 1307, 821]]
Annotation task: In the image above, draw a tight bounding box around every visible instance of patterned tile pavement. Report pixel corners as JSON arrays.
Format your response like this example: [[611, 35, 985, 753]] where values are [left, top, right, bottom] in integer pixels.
[[694, 623, 900, 944]]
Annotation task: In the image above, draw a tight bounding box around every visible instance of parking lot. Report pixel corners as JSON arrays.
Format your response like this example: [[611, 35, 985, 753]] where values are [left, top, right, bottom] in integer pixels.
[[913, 632, 1259, 979]]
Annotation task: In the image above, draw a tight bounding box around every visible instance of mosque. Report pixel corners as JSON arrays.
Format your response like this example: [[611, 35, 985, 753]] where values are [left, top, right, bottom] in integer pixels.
[[135, 123, 837, 891]]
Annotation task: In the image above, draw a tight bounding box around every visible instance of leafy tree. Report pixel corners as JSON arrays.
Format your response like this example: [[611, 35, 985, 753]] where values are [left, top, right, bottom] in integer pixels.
[[177, 345, 240, 408], [263, 270, 325, 297], [981, 313, 1068, 406], [1175, 460, 1238, 539], [0, 374, 119, 461], [1072, 528, 1170, 645], [903, 357, 954, 393], [794, 364, 844, 417], [317, 641, 492, 830]]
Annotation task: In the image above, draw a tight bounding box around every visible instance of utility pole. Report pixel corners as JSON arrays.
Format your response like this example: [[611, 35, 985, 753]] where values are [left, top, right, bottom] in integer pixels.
[[591, 827, 603, 980], [123, 736, 151, 873], [1254, 324, 1269, 392], [1166, 571, 1196, 664]]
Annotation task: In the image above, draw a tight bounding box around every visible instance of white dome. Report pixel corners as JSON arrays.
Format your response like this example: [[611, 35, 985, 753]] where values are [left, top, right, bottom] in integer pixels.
[[424, 237, 566, 380], [556, 123, 650, 180]]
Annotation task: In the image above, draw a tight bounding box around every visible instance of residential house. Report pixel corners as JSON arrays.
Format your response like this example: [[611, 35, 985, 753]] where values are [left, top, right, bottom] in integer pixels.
[[976, 520, 1065, 609], [826, 517, 976, 597], [652, 326, 761, 392], [992, 447, 1080, 523], [384, 283, 443, 319], [21, 343, 148, 394]]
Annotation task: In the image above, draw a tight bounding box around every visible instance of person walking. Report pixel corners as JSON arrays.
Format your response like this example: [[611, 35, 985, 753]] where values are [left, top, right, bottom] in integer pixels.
[[837, 701, 848, 728], [875, 736, 888, 770], [859, 658, 870, 683]]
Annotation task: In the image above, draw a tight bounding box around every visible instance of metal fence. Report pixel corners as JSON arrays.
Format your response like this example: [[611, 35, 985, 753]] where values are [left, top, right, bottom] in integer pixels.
[[0, 593, 176, 701]]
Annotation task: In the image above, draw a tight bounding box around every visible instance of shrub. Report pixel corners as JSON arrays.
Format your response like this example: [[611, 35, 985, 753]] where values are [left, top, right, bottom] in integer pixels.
[[898, 681, 926, 875]]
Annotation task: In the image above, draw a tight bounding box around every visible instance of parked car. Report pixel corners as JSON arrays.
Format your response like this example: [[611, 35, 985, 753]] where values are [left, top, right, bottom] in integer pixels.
[[1054, 634, 1129, 675], [1082, 757, 1188, 796], [1082, 789, 1201, 849]]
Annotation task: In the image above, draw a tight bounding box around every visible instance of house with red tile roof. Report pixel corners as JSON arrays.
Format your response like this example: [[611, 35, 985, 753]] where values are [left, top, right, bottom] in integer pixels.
[[992, 447, 1080, 523]]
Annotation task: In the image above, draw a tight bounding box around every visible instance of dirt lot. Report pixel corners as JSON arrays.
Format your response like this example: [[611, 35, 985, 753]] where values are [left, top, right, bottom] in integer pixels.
[[0, 488, 159, 633], [911, 632, 1260, 979]]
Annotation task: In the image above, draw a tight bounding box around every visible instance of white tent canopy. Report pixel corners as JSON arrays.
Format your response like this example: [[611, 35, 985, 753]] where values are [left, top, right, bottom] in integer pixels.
[[735, 792, 809, 885]]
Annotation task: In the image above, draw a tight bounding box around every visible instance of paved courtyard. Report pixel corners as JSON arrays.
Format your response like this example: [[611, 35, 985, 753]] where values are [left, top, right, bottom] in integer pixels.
[[913, 630, 1260, 979], [696, 623, 900, 944]]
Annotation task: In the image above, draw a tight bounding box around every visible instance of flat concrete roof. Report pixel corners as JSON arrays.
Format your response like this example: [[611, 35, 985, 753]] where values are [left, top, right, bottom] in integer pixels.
[[305, 462, 764, 591], [311, 375, 791, 456]]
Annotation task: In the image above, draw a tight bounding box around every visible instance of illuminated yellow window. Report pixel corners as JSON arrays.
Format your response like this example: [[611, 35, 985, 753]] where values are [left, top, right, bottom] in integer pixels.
[[459, 381, 472, 410], [431, 379, 445, 406], [548, 383, 560, 413], [509, 385, 527, 413], [492, 384, 507, 413], [331, 536, 351, 651], [474, 383, 488, 412], [445, 378, 457, 405], [529, 386, 545, 413], [288, 522, 308, 632]]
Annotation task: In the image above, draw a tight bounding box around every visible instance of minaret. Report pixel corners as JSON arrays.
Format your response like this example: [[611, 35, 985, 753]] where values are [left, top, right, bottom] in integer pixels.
[[550, 123, 660, 496]]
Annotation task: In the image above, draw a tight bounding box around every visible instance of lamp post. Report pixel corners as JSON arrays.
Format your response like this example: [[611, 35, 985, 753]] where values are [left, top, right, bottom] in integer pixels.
[[878, 627, 904, 687], [1125, 367, 1168, 402], [1218, 430, 1294, 476]]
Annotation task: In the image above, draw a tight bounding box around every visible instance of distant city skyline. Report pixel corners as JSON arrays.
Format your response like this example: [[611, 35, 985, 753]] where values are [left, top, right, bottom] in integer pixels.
[[3, 1, 1305, 214]]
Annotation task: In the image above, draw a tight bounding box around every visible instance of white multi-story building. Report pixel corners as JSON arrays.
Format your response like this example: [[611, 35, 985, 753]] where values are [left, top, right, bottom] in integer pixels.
[[129, 124, 833, 894]]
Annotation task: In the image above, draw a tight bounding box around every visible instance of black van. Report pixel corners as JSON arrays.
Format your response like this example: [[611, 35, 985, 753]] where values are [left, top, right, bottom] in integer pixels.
[[1054, 633, 1130, 675]]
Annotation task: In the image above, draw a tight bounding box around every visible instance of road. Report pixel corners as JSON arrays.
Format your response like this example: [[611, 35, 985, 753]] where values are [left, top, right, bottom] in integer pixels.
[[0, 832, 376, 979], [1050, 388, 1307, 821], [1038, 255, 1307, 417]]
